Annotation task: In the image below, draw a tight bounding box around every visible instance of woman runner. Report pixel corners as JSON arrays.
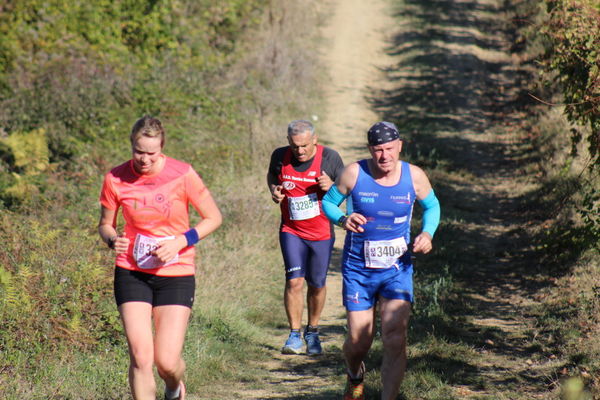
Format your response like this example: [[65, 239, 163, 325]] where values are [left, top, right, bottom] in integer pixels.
[[98, 116, 222, 400]]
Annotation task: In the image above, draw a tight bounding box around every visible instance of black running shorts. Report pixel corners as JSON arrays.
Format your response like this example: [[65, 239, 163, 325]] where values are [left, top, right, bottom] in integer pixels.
[[114, 267, 195, 308]]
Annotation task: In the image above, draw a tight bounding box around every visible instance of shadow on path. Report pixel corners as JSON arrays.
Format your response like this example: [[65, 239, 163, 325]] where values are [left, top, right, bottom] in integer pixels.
[[361, 0, 585, 397]]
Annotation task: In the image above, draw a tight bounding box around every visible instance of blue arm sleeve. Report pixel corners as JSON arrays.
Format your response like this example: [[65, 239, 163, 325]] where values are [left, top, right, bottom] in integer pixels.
[[417, 190, 440, 237], [322, 185, 348, 224]]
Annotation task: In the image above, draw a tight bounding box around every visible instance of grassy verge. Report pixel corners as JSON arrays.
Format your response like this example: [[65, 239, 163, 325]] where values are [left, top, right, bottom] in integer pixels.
[[521, 102, 599, 399]]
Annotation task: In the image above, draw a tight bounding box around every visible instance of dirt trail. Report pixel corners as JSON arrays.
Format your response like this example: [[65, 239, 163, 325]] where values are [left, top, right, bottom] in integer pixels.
[[318, 0, 396, 163], [229, 1, 396, 399], [231, 0, 552, 398]]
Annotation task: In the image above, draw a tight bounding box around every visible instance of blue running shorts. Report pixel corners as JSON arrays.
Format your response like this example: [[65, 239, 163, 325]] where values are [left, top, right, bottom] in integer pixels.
[[279, 231, 334, 288], [342, 262, 413, 311]]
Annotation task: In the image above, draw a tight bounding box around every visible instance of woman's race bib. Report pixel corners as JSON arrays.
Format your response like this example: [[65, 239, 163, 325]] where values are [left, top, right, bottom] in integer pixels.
[[363, 237, 408, 269], [133, 234, 179, 269], [288, 193, 320, 220]]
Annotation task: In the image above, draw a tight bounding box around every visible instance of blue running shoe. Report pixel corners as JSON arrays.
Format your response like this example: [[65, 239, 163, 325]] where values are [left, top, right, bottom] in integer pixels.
[[282, 330, 303, 354], [304, 328, 323, 355]]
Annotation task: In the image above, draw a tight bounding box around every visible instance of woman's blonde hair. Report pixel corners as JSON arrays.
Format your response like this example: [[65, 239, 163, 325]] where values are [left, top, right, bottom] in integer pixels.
[[130, 116, 165, 147]]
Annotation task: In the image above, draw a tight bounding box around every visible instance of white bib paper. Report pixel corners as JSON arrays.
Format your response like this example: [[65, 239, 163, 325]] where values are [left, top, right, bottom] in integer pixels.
[[133, 234, 179, 270], [288, 193, 320, 221], [364, 237, 408, 269]]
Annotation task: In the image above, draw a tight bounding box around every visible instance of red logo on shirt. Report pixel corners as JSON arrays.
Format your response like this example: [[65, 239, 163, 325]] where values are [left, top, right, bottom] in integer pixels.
[[282, 181, 296, 190]]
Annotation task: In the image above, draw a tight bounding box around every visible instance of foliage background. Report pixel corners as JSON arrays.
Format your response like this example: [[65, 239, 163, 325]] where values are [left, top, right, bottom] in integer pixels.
[[0, 0, 323, 397], [535, 0, 600, 395], [541, 0, 599, 245]]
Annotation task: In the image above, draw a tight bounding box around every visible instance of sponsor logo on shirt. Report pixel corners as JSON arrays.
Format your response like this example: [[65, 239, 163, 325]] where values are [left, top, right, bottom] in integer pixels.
[[376, 225, 393, 230], [308, 171, 317, 176], [390, 193, 411, 204], [394, 216, 407, 224], [282, 174, 318, 183], [360, 197, 375, 203], [358, 191, 378, 197], [282, 181, 296, 190], [377, 210, 394, 217]]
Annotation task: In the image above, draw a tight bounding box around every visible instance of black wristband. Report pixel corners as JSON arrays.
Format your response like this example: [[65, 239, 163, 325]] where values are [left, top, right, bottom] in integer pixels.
[[336, 215, 347, 228], [107, 236, 117, 249]]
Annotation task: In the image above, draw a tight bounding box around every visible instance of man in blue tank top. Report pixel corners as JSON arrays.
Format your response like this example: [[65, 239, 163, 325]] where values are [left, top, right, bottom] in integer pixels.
[[322, 122, 441, 400]]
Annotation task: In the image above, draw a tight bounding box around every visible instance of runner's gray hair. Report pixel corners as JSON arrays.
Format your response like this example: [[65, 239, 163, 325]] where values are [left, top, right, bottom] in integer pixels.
[[287, 120, 315, 136]]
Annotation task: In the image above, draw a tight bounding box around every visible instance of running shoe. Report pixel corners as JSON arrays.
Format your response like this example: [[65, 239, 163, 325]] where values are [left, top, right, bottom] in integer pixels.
[[281, 330, 303, 354], [164, 381, 185, 400], [303, 329, 323, 355], [343, 362, 365, 400]]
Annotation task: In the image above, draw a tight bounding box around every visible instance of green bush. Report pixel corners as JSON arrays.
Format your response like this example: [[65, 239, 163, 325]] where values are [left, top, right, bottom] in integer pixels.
[[0, 0, 267, 169], [543, 0, 599, 162], [541, 0, 600, 247]]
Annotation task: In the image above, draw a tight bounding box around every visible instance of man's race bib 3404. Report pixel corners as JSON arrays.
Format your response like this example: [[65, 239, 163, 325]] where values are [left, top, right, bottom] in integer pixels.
[[363, 237, 408, 268], [133, 234, 179, 269], [288, 193, 320, 220]]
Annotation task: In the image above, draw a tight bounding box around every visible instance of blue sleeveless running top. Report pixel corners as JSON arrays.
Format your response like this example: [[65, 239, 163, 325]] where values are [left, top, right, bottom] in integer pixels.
[[343, 160, 416, 268]]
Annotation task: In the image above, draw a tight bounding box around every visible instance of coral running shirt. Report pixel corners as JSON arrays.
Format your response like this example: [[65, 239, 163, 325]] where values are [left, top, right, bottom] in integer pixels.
[[100, 155, 209, 276]]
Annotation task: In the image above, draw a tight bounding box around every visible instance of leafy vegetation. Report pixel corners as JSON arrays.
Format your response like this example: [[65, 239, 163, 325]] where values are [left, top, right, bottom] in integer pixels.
[[0, 0, 321, 397], [542, 0, 600, 245], [502, 0, 600, 396], [543, 0, 599, 163], [0, 0, 268, 203]]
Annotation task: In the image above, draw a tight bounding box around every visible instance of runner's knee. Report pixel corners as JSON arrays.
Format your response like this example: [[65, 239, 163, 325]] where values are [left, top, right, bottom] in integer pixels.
[[344, 333, 373, 355], [346, 323, 375, 349], [285, 277, 305, 292], [155, 355, 184, 379], [381, 324, 408, 353], [129, 347, 154, 371], [307, 284, 326, 295]]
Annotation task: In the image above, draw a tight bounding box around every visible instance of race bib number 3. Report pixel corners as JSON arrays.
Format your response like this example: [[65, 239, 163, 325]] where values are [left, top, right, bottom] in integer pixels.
[[364, 237, 408, 269], [133, 234, 179, 270], [288, 193, 320, 221]]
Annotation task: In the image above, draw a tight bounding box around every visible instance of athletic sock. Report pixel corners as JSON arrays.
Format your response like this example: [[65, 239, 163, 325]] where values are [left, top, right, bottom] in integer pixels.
[[348, 370, 363, 382], [348, 362, 365, 382], [306, 325, 319, 333], [165, 384, 181, 400]]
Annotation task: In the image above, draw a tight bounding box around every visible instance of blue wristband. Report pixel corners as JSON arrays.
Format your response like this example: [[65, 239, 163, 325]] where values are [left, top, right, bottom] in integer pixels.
[[184, 228, 200, 246], [322, 185, 348, 223], [417, 190, 440, 237]]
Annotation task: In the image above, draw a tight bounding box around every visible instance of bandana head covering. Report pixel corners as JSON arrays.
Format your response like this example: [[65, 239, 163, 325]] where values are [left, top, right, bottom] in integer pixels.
[[367, 121, 400, 145]]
